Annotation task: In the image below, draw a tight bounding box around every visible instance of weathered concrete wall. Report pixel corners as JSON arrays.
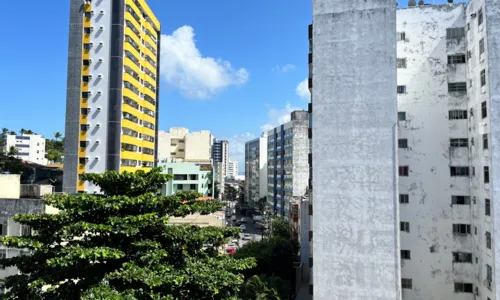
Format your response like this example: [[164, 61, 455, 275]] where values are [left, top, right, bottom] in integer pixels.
[[474, 0, 500, 298], [312, 0, 400, 299], [0, 175, 21, 199], [396, 4, 471, 300]]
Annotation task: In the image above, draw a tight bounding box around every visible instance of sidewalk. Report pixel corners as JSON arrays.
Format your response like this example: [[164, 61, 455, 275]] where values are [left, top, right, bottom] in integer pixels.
[[296, 284, 312, 300]]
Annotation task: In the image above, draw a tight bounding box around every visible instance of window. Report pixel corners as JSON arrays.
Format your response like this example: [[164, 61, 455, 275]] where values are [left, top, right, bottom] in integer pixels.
[[397, 32, 406, 41], [448, 55, 466, 64], [82, 75, 90, 82], [485, 199, 491, 216], [453, 224, 471, 235], [484, 166, 490, 183], [398, 112, 407, 121], [397, 85, 406, 94], [486, 231, 491, 249], [190, 184, 196, 190], [83, 59, 91, 66], [0, 218, 7, 236], [83, 43, 92, 51], [401, 278, 412, 289], [481, 69, 486, 87], [478, 8, 483, 26], [483, 134, 488, 150], [171, 142, 177, 146], [80, 124, 90, 131], [84, 27, 93, 34], [486, 264, 492, 281], [446, 27, 465, 39], [21, 225, 31, 236], [450, 138, 468, 148], [397, 58, 407, 68], [177, 184, 183, 190], [82, 92, 90, 98], [179, 149, 184, 152], [482, 101, 487, 118], [450, 166, 469, 177], [401, 250, 411, 260], [400, 221, 410, 233], [399, 166, 409, 177], [84, 11, 92, 19], [449, 110, 467, 119], [454, 282, 473, 293], [0, 249, 5, 270], [453, 252, 472, 263], [452, 196, 471, 205], [400, 194, 409, 204], [480, 38, 485, 54], [79, 157, 88, 164], [398, 139, 408, 149], [170, 152, 176, 155], [448, 82, 467, 92], [81, 108, 89, 115]]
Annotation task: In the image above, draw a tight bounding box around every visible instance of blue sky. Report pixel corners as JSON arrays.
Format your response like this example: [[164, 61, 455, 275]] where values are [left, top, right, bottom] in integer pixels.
[[0, 0, 466, 172]]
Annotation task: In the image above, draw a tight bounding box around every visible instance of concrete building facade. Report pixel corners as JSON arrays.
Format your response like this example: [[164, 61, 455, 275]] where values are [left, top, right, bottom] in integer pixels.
[[63, 0, 161, 193], [0, 174, 56, 295], [267, 110, 309, 219], [245, 134, 268, 207], [394, 2, 500, 300], [311, 0, 401, 299], [4, 134, 47, 165], [158, 159, 214, 197]]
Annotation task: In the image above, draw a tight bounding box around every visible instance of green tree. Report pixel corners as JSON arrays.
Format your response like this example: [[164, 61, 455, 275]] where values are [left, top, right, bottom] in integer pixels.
[[9, 131, 16, 135], [46, 149, 62, 163], [0, 146, 23, 174], [0, 168, 255, 299], [1, 128, 8, 136], [54, 132, 62, 141], [240, 275, 280, 300], [19, 128, 26, 135]]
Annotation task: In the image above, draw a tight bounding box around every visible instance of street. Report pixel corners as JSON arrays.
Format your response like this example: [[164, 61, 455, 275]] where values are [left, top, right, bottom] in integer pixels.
[[224, 205, 263, 251]]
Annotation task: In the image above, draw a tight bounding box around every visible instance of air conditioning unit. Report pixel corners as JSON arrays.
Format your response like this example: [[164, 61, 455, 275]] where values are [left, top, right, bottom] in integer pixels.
[[98, 58, 103, 62], [97, 91, 102, 94], [95, 141, 100, 145], [100, 10, 104, 14], [96, 124, 101, 128], [97, 107, 102, 111], [471, 13, 477, 18], [98, 74, 102, 78], [99, 42, 103, 46], [99, 26, 104, 30], [95, 157, 99, 160]]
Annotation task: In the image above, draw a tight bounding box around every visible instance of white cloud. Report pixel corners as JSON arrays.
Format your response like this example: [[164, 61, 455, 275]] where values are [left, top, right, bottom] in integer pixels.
[[273, 64, 296, 73], [260, 103, 302, 133], [160, 26, 249, 99], [225, 132, 256, 174], [296, 78, 310, 101]]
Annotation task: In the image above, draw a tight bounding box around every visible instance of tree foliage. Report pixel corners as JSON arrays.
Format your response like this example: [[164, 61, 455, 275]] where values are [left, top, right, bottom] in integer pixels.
[[0, 146, 23, 174], [239, 275, 280, 300], [0, 168, 255, 299]]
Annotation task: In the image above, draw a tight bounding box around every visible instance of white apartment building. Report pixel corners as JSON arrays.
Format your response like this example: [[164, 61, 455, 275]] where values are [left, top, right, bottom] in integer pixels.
[[157, 128, 213, 162], [245, 134, 268, 207], [5, 134, 47, 165], [227, 160, 238, 178], [395, 2, 500, 300]]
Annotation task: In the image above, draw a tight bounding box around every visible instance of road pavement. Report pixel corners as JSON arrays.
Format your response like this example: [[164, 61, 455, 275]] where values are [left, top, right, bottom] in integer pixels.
[[225, 209, 263, 250]]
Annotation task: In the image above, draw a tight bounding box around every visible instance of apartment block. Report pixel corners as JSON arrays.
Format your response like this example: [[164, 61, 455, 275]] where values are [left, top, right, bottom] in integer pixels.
[[63, 0, 160, 194], [4, 134, 47, 165], [267, 110, 309, 219], [227, 160, 239, 178], [158, 160, 214, 197], [212, 139, 229, 194], [157, 128, 213, 162], [311, 0, 400, 299], [245, 134, 268, 207], [395, 2, 500, 299]]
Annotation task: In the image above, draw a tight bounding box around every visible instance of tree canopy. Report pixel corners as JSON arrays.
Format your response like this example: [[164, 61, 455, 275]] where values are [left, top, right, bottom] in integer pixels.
[[0, 168, 256, 299]]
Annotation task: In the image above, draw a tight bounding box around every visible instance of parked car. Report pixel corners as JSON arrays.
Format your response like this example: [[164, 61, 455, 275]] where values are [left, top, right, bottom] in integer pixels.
[[240, 224, 247, 231]]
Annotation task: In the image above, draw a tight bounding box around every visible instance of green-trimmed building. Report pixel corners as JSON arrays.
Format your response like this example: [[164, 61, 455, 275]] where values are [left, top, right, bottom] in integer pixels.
[[159, 160, 214, 197]]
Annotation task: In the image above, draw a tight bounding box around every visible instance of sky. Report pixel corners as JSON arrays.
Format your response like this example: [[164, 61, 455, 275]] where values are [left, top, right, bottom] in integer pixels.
[[0, 0, 466, 173]]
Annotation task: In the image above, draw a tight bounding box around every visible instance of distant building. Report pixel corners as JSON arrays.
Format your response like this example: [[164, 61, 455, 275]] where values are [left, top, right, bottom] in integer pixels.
[[245, 133, 268, 208], [157, 128, 213, 162], [4, 134, 47, 165], [227, 160, 239, 178], [158, 159, 214, 197], [267, 110, 309, 219], [212, 140, 229, 195]]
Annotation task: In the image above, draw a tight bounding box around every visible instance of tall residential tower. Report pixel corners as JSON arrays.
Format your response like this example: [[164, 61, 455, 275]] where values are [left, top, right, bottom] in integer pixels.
[[63, 0, 160, 193]]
